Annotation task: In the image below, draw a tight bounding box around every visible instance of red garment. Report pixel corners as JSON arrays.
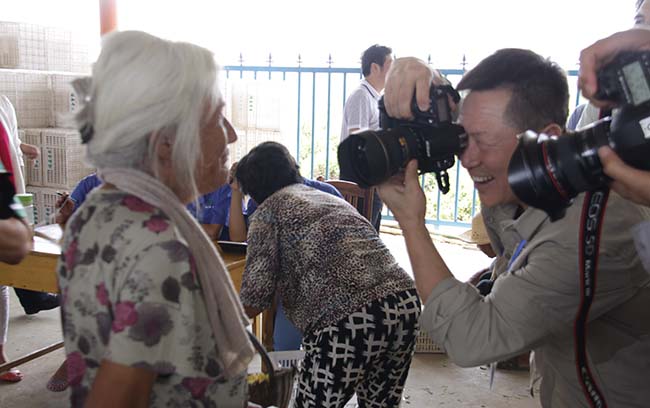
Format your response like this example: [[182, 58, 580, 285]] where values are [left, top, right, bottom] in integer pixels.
[[0, 120, 16, 188]]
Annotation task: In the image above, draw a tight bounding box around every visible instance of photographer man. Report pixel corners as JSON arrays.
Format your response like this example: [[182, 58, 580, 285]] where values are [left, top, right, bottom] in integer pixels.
[[379, 49, 650, 407], [580, 27, 650, 208]]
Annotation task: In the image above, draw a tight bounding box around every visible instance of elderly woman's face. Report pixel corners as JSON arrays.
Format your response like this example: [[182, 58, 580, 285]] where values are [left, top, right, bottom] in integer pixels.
[[196, 102, 237, 195]]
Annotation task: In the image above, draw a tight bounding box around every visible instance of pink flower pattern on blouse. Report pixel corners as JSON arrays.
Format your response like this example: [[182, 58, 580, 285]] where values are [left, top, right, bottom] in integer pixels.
[[122, 195, 154, 213], [66, 352, 87, 386], [181, 377, 214, 399], [112, 301, 138, 333], [96, 283, 109, 306], [143, 215, 169, 234], [57, 190, 246, 407]]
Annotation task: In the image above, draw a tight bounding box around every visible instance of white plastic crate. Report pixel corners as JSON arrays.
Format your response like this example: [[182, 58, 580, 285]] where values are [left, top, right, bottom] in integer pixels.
[[70, 38, 91, 73], [415, 331, 445, 354], [51, 74, 82, 128], [16, 23, 47, 71], [45, 27, 72, 72], [0, 34, 19, 68], [41, 128, 94, 189], [0, 22, 20, 69], [268, 350, 305, 369], [19, 128, 43, 186], [0, 70, 18, 108], [25, 186, 58, 226], [15, 72, 52, 128]]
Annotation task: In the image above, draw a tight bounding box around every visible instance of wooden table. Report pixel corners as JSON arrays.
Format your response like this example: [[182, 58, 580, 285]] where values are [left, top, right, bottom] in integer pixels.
[[0, 224, 267, 371]]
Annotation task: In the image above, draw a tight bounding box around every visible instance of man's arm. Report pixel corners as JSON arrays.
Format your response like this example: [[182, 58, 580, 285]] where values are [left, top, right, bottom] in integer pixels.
[[378, 160, 453, 302], [598, 146, 650, 207], [0, 217, 31, 264], [84, 360, 155, 408], [228, 179, 247, 242], [200, 223, 223, 240]]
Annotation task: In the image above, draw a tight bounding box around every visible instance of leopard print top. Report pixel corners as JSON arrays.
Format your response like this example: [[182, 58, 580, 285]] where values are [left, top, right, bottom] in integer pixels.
[[239, 184, 415, 333]]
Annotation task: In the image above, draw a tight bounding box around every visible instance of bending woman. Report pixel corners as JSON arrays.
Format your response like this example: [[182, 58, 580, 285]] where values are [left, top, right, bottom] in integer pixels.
[[237, 142, 420, 408]]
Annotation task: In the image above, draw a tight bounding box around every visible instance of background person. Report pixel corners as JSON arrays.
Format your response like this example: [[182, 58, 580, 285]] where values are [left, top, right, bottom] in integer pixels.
[[379, 49, 650, 407], [340, 44, 393, 232], [237, 141, 419, 408], [0, 138, 31, 383]]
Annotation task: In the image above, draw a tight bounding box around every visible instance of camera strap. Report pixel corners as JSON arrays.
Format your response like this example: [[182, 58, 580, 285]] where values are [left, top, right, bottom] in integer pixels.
[[575, 189, 610, 408]]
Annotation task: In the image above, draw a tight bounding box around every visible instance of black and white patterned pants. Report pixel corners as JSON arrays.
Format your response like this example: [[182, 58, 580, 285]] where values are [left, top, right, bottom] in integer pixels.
[[294, 289, 421, 408]]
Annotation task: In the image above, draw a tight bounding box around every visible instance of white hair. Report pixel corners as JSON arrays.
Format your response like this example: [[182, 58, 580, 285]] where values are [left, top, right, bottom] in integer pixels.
[[73, 30, 222, 197]]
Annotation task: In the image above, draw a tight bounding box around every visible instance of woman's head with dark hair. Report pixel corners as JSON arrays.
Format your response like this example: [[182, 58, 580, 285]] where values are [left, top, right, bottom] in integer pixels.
[[235, 142, 302, 204]]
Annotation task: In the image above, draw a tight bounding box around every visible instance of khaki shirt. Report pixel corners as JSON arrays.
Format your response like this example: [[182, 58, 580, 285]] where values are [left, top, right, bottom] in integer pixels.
[[421, 192, 650, 407]]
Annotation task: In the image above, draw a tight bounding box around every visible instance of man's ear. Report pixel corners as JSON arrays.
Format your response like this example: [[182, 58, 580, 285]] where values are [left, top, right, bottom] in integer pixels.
[[370, 62, 380, 76], [540, 123, 564, 137]]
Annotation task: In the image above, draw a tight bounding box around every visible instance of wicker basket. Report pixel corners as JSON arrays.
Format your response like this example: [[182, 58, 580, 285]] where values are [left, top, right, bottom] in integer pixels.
[[248, 332, 296, 408]]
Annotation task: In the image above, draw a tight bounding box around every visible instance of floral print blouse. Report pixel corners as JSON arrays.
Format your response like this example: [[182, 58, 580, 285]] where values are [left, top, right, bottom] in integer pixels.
[[58, 189, 246, 407]]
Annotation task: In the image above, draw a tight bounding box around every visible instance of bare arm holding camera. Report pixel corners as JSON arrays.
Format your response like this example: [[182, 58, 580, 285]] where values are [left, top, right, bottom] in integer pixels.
[[579, 27, 650, 207]]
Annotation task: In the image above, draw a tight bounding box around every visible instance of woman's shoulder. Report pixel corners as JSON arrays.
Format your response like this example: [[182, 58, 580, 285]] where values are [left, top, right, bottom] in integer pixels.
[[69, 190, 184, 253]]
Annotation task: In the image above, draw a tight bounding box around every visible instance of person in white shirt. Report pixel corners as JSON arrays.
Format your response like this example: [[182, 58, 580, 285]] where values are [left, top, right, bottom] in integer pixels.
[[340, 44, 392, 231]]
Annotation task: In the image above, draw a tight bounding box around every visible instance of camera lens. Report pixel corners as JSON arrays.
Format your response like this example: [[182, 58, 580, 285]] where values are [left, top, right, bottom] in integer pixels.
[[508, 120, 611, 220], [338, 127, 418, 187]]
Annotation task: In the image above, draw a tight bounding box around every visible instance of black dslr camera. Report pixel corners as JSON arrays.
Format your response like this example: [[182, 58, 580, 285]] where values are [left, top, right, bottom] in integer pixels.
[[337, 85, 467, 192], [508, 51, 650, 220]]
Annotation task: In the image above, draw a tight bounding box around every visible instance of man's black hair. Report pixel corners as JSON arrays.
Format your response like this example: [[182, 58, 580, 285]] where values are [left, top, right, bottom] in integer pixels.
[[457, 48, 569, 132], [361, 44, 392, 77], [235, 141, 302, 205]]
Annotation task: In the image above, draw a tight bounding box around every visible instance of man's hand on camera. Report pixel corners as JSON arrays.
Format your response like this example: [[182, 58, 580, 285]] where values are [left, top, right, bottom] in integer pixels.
[[378, 160, 426, 230], [384, 58, 435, 119], [598, 146, 650, 207], [579, 27, 650, 106], [384, 57, 457, 120]]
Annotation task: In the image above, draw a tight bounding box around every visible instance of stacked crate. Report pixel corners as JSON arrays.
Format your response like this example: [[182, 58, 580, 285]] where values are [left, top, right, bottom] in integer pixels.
[[21, 128, 94, 225], [0, 21, 93, 224]]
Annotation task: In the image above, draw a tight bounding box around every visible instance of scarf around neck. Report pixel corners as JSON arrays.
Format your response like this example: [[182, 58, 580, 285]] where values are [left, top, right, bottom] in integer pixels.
[[100, 167, 255, 379]]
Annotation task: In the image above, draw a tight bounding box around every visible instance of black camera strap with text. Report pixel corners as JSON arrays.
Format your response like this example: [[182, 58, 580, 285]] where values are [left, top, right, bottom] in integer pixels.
[[575, 189, 609, 408]]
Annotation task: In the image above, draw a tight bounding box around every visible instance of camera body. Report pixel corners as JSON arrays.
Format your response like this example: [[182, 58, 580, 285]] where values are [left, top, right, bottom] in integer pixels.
[[337, 85, 466, 192], [508, 51, 650, 220]]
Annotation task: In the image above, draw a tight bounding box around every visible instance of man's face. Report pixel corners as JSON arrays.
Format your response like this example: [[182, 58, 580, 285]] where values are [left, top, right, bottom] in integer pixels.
[[458, 88, 521, 208]]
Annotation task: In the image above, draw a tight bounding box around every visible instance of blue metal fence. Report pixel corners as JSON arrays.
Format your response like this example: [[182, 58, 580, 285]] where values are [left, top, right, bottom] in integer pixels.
[[224, 61, 581, 229]]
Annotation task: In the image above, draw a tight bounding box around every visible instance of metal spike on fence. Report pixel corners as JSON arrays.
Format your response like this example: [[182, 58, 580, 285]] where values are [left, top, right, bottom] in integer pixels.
[[267, 53, 273, 66], [462, 54, 467, 73], [238, 52, 244, 66], [297, 54, 302, 66], [327, 53, 333, 67], [427, 54, 432, 65]]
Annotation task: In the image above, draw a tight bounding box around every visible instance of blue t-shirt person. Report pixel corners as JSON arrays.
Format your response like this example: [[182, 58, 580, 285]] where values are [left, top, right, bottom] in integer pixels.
[[69, 173, 103, 210], [67, 175, 246, 242], [186, 183, 246, 241]]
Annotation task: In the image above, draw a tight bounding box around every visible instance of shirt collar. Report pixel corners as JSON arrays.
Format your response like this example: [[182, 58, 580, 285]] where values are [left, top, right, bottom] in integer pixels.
[[482, 203, 549, 258], [360, 78, 381, 99]]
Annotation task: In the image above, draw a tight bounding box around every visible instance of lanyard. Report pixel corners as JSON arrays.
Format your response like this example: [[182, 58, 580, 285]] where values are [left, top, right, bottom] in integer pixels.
[[507, 239, 527, 272], [490, 238, 527, 389]]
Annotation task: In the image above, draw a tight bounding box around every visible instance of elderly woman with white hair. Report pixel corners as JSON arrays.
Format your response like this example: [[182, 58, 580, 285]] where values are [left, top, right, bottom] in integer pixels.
[[57, 31, 254, 407]]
